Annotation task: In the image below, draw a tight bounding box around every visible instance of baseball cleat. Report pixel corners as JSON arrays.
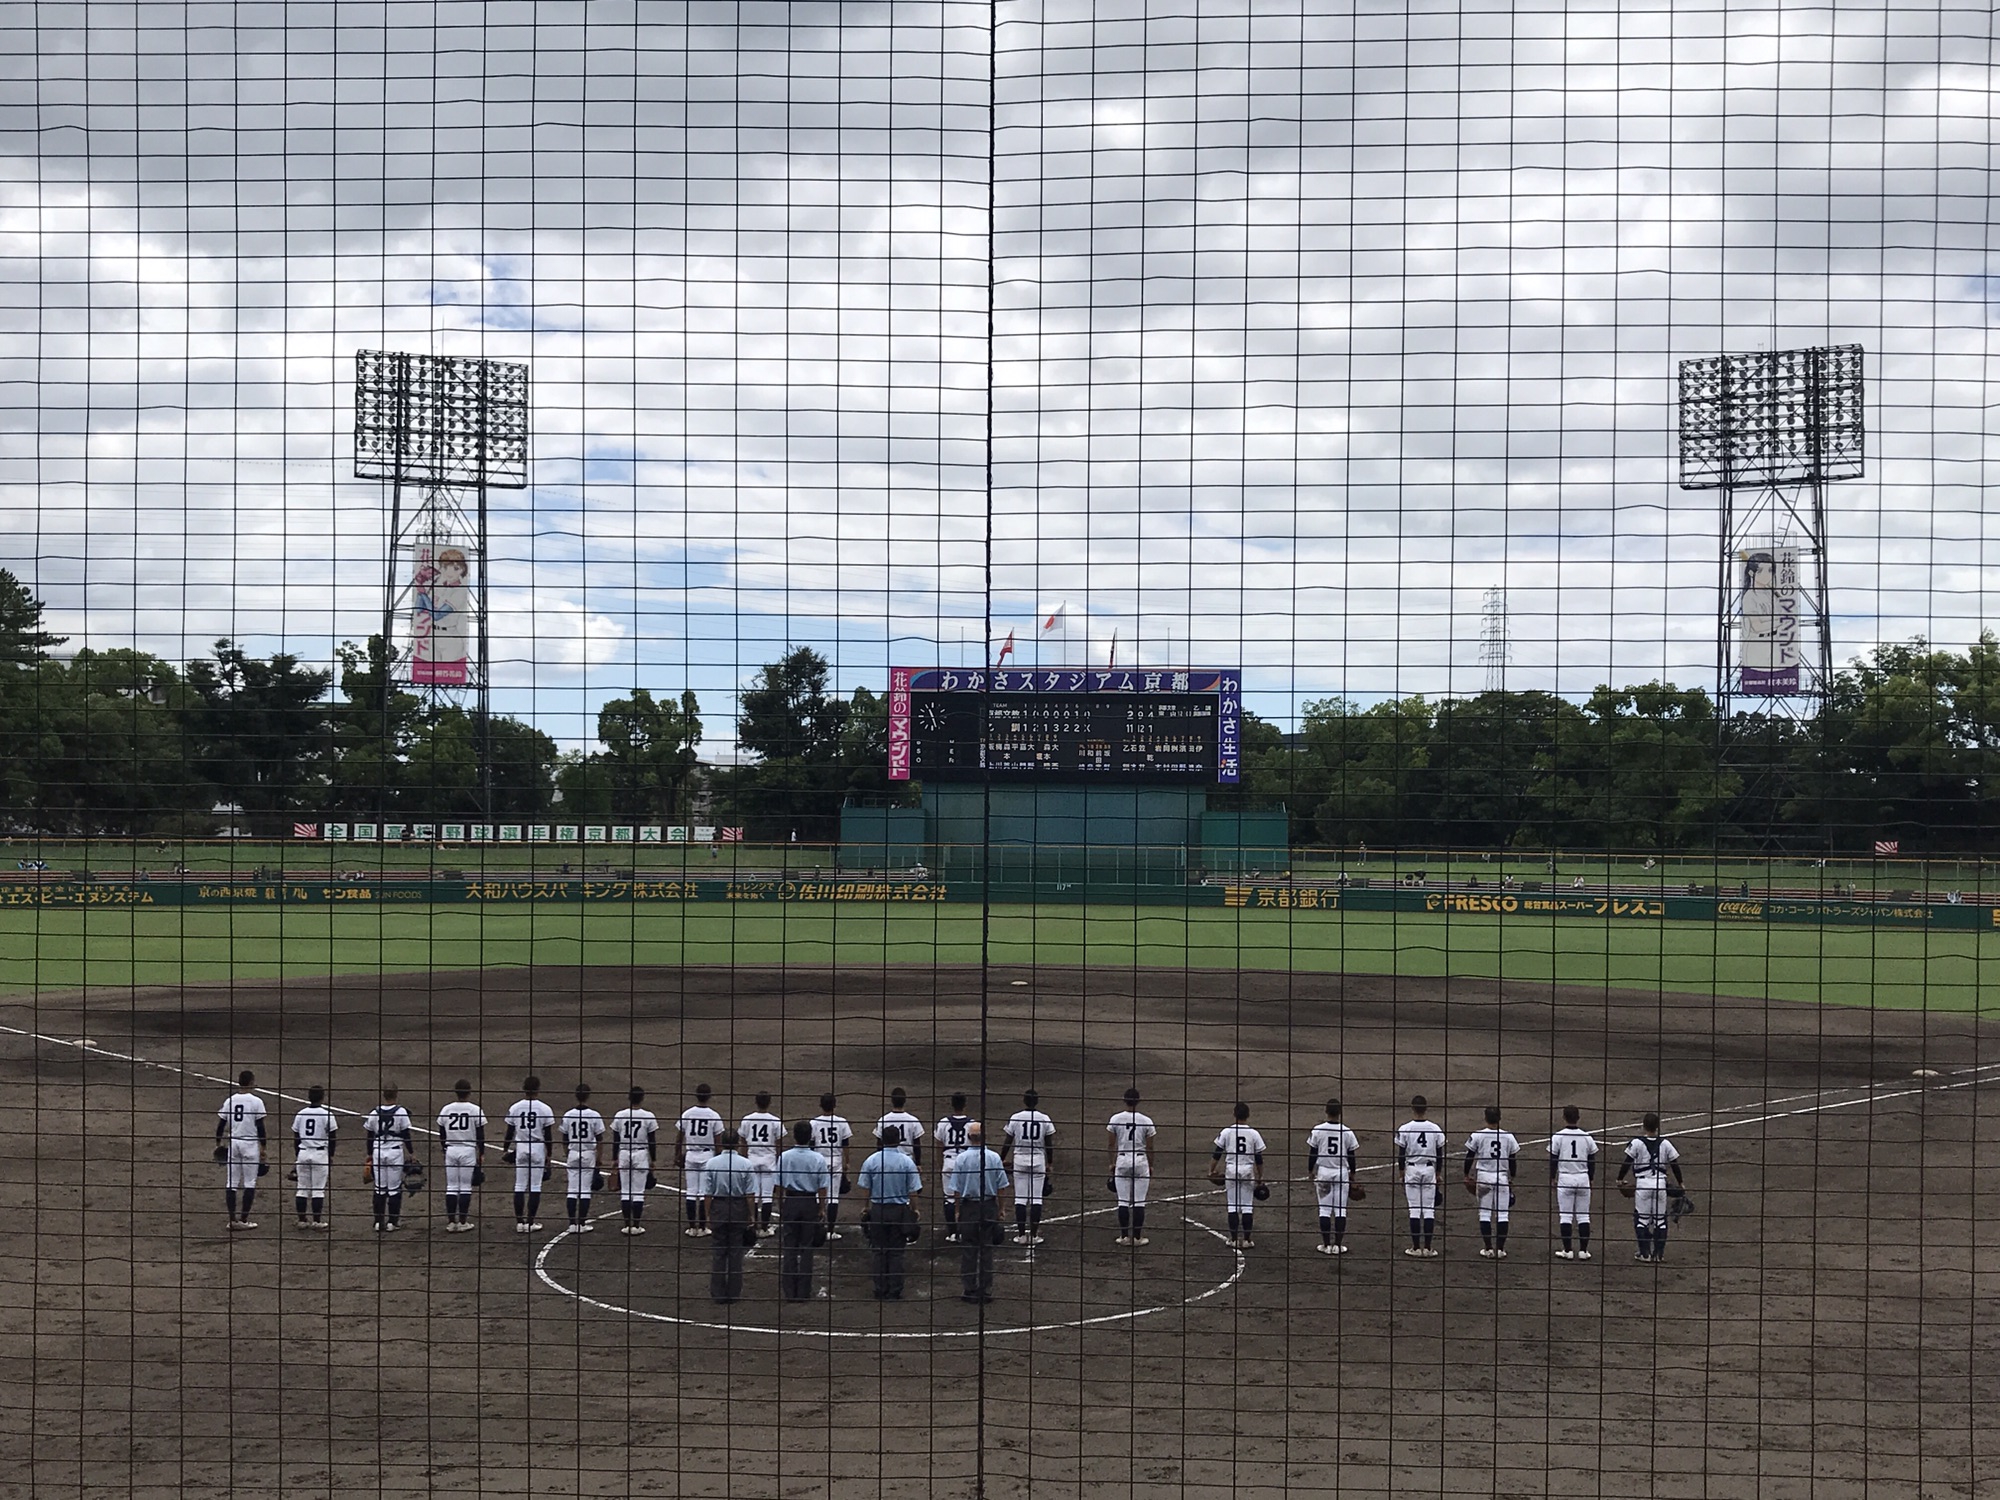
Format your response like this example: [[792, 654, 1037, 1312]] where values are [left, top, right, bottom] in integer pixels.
[[1555, 1249, 1573, 1260], [1115, 1235, 1134, 1246], [1577, 1250, 1591, 1260], [1495, 1249, 1507, 1259], [824, 1230, 843, 1240], [684, 1226, 702, 1236], [578, 1222, 595, 1233], [515, 1222, 529, 1234], [1026, 1234, 1045, 1246], [1314, 1242, 1334, 1254], [526, 1222, 543, 1231], [1478, 1247, 1495, 1258], [1131, 1235, 1150, 1246], [1240, 1238, 1254, 1248], [1331, 1243, 1349, 1254], [1635, 1252, 1651, 1262], [1404, 1246, 1424, 1257]]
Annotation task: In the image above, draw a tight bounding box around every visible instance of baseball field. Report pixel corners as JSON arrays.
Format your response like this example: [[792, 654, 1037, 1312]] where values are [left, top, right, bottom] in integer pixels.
[[2, 909, 1995, 1498]]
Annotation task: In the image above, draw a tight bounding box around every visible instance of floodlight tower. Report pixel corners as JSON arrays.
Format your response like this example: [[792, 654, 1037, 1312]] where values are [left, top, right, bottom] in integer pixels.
[[1677, 345, 1864, 718], [1479, 587, 1510, 694], [353, 351, 530, 818]]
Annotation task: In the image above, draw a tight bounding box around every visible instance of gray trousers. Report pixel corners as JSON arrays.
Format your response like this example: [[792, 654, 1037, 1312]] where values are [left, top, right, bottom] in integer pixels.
[[865, 1201, 914, 1298], [958, 1196, 999, 1296], [709, 1194, 751, 1302], [779, 1190, 820, 1301]]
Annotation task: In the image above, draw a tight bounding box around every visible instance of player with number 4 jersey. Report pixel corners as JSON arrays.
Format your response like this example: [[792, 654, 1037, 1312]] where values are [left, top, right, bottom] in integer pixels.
[[1394, 1096, 1445, 1257]]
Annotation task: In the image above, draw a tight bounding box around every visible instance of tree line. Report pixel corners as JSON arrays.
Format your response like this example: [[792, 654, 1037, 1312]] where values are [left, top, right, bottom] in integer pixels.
[[2, 570, 1992, 849]]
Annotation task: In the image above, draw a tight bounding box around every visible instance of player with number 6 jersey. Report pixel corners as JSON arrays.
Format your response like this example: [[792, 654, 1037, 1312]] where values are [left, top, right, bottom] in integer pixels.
[[612, 1088, 661, 1234], [1106, 1089, 1156, 1246], [1212, 1102, 1267, 1247], [290, 1086, 336, 1230], [435, 1082, 487, 1232], [1548, 1106, 1599, 1259]]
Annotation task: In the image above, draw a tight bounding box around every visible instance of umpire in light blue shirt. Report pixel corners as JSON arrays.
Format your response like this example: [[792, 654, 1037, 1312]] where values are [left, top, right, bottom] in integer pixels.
[[855, 1126, 923, 1300], [945, 1123, 1011, 1303], [702, 1132, 757, 1304], [776, 1121, 832, 1302]]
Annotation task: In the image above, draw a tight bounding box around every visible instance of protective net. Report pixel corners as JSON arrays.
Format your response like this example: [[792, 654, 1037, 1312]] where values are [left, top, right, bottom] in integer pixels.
[[2, 3, 1994, 1497]]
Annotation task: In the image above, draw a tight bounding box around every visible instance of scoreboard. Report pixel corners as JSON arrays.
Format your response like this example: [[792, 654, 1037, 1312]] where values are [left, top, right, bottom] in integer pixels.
[[888, 667, 1242, 785]]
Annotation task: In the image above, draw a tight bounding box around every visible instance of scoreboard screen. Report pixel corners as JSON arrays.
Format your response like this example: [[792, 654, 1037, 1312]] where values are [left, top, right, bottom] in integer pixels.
[[888, 667, 1242, 785]]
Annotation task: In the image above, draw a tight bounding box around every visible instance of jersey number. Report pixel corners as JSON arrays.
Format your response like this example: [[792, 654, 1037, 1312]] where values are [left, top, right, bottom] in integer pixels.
[[1019, 1121, 1043, 1141], [301, 1119, 318, 1137], [233, 1105, 246, 1122], [568, 1120, 593, 1140], [624, 1120, 646, 1140], [446, 1112, 471, 1132]]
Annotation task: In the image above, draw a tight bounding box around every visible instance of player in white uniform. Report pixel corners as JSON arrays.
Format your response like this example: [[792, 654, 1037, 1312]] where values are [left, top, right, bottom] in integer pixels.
[[1394, 1095, 1445, 1257], [809, 1094, 855, 1239], [738, 1091, 784, 1231], [214, 1071, 268, 1230], [1212, 1102, 1267, 1247], [560, 1084, 608, 1232], [1106, 1088, 1157, 1246], [1548, 1105, 1600, 1259], [612, 1086, 661, 1234], [289, 1085, 336, 1230], [676, 1083, 724, 1236], [1306, 1097, 1359, 1255], [876, 1088, 924, 1166], [435, 1080, 487, 1232], [1462, 1105, 1521, 1258], [503, 1076, 556, 1232], [1617, 1112, 1686, 1263], [363, 1086, 416, 1232], [934, 1092, 974, 1241], [1005, 1090, 1056, 1244]]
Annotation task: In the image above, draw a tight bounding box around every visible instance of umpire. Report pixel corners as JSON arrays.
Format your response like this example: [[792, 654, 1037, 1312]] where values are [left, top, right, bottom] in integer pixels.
[[946, 1123, 1010, 1304], [855, 1125, 923, 1300], [776, 1120, 831, 1302], [703, 1130, 757, 1303]]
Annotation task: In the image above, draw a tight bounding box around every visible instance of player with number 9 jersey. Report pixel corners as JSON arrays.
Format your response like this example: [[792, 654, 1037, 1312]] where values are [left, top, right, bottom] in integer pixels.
[[290, 1086, 336, 1230]]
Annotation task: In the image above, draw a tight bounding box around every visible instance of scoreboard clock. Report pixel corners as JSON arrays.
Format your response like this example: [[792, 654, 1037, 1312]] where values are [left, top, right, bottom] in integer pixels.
[[887, 667, 1243, 785]]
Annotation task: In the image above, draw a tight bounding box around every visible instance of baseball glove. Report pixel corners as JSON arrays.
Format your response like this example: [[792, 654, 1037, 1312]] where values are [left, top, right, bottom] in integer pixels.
[[591, 1169, 606, 1193], [1207, 1161, 1224, 1186], [1463, 1176, 1479, 1197], [213, 1145, 228, 1164], [470, 1167, 485, 1187], [285, 1168, 298, 1182], [645, 1169, 657, 1190], [1349, 1184, 1366, 1201], [541, 1164, 552, 1183], [502, 1147, 517, 1164], [403, 1162, 426, 1194], [1669, 1189, 1697, 1223], [839, 1175, 851, 1195], [1106, 1177, 1117, 1196], [1252, 1182, 1270, 1202], [363, 1160, 374, 1185], [1618, 1180, 1635, 1198], [257, 1161, 270, 1177]]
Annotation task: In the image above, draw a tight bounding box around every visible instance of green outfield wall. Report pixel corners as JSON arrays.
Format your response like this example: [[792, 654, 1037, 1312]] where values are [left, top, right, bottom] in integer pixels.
[[2, 877, 1989, 931]]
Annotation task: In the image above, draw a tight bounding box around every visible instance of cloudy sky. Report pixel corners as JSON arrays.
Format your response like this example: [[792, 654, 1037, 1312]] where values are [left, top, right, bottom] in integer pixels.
[[2, 0, 1993, 746]]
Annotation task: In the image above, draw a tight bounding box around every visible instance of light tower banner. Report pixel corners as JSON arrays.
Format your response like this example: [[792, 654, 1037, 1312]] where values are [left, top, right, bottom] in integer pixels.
[[409, 541, 473, 686], [1739, 546, 1802, 695]]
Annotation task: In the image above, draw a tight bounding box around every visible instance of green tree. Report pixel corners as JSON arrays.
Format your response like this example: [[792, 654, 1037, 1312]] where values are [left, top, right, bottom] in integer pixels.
[[181, 640, 334, 834], [1575, 683, 1737, 850], [553, 751, 616, 823], [1301, 696, 1433, 848], [327, 636, 424, 814], [0, 570, 64, 666], [484, 712, 560, 820], [597, 687, 703, 822], [719, 648, 856, 839]]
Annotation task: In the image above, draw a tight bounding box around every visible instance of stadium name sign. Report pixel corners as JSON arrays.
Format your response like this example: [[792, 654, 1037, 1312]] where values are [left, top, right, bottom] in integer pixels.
[[297, 823, 747, 843]]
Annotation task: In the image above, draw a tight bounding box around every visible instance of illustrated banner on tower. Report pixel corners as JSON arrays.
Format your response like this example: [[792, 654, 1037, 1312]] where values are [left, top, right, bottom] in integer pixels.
[[1737, 545, 1801, 695], [410, 541, 473, 686]]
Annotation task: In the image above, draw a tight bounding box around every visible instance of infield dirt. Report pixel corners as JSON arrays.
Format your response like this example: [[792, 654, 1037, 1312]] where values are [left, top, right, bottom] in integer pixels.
[[1, 964, 1994, 1498]]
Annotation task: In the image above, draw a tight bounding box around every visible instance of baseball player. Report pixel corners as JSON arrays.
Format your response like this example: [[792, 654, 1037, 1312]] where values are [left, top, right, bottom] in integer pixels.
[[1548, 1105, 1600, 1259], [738, 1091, 785, 1231], [1306, 1098, 1359, 1255], [363, 1086, 415, 1232], [1394, 1095, 1445, 1256], [435, 1080, 486, 1233], [808, 1094, 855, 1238], [1106, 1088, 1156, 1246], [1004, 1090, 1056, 1244], [612, 1087, 661, 1234], [1212, 1101, 1267, 1247], [1617, 1111, 1685, 1263], [676, 1083, 724, 1236], [1462, 1105, 1521, 1258], [289, 1085, 336, 1230], [561, 1084, 608, 1232], [503, 1076, 556, 1233], [876, 1087, 924, 1165], [934, 1092, 974, 1241], [214, 1070, 268, 1230]]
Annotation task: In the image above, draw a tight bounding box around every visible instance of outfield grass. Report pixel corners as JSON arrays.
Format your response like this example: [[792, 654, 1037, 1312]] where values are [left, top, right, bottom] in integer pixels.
[[2, 903, 1992, 1014]]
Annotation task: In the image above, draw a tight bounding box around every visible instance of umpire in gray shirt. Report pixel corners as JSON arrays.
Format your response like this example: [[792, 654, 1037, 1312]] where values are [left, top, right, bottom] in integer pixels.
[[776, 1120, 832, 1302], [703, 1131, 757, 1303]]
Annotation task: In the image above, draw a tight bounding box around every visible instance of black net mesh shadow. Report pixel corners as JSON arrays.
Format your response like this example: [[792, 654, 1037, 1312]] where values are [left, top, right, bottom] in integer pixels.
[[1, 2, 1994, 1497]]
